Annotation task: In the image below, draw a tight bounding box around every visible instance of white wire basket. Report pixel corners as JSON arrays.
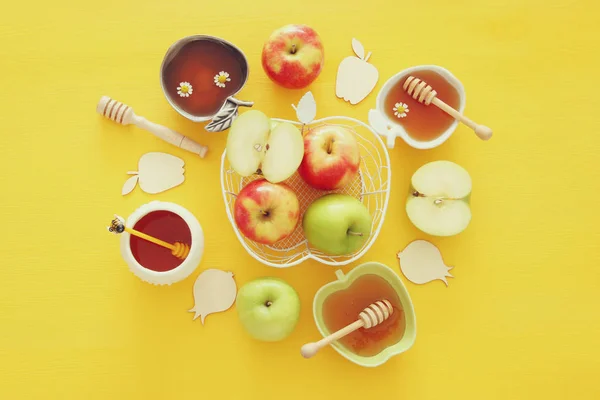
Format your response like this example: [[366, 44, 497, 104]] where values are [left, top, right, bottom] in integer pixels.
[[220, 95, 391, 268]]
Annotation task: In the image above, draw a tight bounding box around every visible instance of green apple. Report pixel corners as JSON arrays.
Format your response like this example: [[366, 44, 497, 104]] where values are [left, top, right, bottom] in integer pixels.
[[236, 277, 301, 342], [406, 160, 472, 236], [302, 194, 372, 256]]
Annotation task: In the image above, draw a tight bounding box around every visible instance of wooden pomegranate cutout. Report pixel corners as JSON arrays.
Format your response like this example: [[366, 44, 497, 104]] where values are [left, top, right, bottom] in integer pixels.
[[336, 38, 379, 105], [122, 152, 185, 195], [189, 269, 237, 324], [397, 240, 454, 286]]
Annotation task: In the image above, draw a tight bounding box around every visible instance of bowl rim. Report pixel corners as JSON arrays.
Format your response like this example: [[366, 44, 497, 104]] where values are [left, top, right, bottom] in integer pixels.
[[159, 34, 250, 123], [374, 64, 466, 150], [311, 262, 417, 367], [119, 201, 204, 285], [220, 116, 392, 268]]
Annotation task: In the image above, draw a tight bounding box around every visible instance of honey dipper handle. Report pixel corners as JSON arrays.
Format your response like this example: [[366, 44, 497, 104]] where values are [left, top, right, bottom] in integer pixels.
[[132, 115, 209, 158], [300, 319, 364, 359], [431, 98, 493, 140]]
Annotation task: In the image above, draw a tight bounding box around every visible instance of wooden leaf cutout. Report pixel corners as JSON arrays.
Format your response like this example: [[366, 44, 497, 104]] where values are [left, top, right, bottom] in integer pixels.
[[205, 100, 239, 132], [189, 269, 237, 324], [292, 91, 317, 124], [397, 240, 454, 286], [352, 38, 365, 60], [122, 175, 139, 195]]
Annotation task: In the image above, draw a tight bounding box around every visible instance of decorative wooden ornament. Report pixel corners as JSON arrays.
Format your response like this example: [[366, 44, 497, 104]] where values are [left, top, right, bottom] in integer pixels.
[[189, 269, 237, 324], [122, 152, 185, 195], [397, 240, 454, 286], [292, 91, 317, 125], [336, 38, 379, 105]]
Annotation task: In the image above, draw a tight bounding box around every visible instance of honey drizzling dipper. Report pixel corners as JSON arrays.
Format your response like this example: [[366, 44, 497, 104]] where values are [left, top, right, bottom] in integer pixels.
[[300, 300, 394, 359], [108, 215, 190, 260], [97, 96, 208, 158], [403, 76, 493, 140]]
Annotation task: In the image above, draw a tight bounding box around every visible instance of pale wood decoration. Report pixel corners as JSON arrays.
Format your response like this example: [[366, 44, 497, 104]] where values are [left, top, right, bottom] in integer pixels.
[[97, 96, 209, 157], [122, 152, 185, 195], [397, 240, 454, 286], [300, 300, 393, 358], [189, 269, 237, 324], [402, 76, 492, 140], [335, 38, 379, 105]]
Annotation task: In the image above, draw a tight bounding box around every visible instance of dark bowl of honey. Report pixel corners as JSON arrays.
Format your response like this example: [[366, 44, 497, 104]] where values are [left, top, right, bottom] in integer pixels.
[[312, 262, 417, 367], [160, 35, 254, 132], [369, 65, 465, 149], [119, 201, 204, 286]]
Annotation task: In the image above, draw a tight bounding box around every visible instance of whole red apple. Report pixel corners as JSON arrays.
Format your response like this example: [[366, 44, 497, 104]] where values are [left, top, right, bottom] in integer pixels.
[[261, 24, 324, 89], [234, 179, 300, 245], [298, 125, 361, 191]]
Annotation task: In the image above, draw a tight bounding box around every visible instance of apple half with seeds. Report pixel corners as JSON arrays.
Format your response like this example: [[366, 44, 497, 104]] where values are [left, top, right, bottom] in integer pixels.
[[406, 160, 472, 237], [226, 110, 304, 183]]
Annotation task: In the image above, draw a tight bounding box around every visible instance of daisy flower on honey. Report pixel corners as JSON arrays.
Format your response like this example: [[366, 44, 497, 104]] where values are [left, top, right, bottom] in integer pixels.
[[214, 71, 231, 88], [393, 102, 409, 118], [177, 82, 193, 97]]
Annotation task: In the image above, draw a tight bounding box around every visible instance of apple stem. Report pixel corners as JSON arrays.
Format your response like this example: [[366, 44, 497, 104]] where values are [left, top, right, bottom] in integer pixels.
[[291, 44, 297, 54], [365, 51, 372, 62], [265, 301, 272, 307], [347, 230, 363, 237]]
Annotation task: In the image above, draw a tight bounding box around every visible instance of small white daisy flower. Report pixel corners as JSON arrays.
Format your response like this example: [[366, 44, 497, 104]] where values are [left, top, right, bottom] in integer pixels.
[[214, 71, 231, 88], [177, 82, 193, 97], [393, 102, 409, 118]]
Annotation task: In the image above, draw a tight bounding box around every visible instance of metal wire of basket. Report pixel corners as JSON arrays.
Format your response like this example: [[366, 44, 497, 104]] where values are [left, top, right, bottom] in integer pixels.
[[220, 116, 391, 268]]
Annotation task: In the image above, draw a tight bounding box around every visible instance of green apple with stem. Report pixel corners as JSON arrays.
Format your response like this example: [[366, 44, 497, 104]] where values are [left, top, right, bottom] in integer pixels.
[[406, 160, 472, 236], [302, 194, 372, 256], [236, 277, 301, 342]]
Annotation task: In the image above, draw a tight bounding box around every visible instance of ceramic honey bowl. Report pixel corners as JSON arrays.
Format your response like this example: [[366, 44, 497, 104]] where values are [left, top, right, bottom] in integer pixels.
[[311, 262, 416, 367], [118, 201, 204, 285], [369, 65, 466, 150], [159, 35, 254, 132]]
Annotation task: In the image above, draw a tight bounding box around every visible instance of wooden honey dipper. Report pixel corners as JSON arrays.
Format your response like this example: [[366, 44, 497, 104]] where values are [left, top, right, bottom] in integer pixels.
[[108, 215, 190, 260], [300, 299, 394, 359], [403, 76, 493, 140], [97, 96, 208, 158]]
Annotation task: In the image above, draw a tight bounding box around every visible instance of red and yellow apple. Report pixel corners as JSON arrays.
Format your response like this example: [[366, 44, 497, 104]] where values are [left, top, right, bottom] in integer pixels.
[[298, 125, 361, 190], [261, 24, 324, 89], [234, 179, 300, 245]]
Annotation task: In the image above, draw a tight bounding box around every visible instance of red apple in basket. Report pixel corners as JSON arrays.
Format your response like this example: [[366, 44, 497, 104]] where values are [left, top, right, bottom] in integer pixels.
[[261, 24, 324, 89], [234, 179, 300, 245], [298, 125, 361, 190]]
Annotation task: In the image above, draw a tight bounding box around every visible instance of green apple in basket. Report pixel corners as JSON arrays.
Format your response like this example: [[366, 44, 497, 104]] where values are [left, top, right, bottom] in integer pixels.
[[226, 110, 304, 183], [302, 194, 373, 256]]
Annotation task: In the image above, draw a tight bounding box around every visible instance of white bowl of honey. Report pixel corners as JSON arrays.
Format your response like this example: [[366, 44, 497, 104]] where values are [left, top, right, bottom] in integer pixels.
[[312, 262, 417, 367], [369, 65, 466, 150]]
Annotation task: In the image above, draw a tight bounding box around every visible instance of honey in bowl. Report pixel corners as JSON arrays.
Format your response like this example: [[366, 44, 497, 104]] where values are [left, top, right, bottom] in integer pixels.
[[130, 210, 191, 272], [162, 39, 246, 117], [322, 274, 406, 357], [383, 69, 461, 142]]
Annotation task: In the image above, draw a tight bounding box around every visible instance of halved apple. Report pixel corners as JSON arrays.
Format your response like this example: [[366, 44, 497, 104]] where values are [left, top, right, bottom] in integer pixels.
[[225, 110, 304, 183], [406, 160, 472, 236]]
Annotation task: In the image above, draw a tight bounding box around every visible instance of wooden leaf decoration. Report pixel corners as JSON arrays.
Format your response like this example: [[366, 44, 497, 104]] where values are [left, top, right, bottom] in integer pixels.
[[122, 175, 139, 195], [352, 38, 365, 60], [205, 100, 239, 132], [292, 91, 317, 124]]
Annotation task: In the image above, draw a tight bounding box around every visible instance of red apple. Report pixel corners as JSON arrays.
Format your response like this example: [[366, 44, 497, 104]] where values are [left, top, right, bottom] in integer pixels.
[[234, 179, 300, 245], [261, 24, 324, 89], [298, 125, 361, 191]]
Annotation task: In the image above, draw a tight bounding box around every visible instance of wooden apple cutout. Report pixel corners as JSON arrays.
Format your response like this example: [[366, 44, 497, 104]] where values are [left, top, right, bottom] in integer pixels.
[[336, 39, 379, 105], [189, 269, 237, 324], [225, 110, 304, 183], [397, 240, 454, 286], [122, 152, 185, 195]]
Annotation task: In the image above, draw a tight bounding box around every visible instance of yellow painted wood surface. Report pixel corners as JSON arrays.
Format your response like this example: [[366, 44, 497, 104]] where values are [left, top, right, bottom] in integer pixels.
[[1, 0, 599, 398]]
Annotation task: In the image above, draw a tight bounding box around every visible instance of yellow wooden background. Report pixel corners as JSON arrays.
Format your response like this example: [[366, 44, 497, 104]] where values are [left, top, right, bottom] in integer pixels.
[[1, 0, 598, 398]]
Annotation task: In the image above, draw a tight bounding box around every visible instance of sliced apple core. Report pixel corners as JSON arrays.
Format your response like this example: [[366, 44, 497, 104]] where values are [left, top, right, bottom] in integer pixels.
[[406, 197, 471, 237], [226, 110, 271, 177], [261, 122, 303, 183]]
